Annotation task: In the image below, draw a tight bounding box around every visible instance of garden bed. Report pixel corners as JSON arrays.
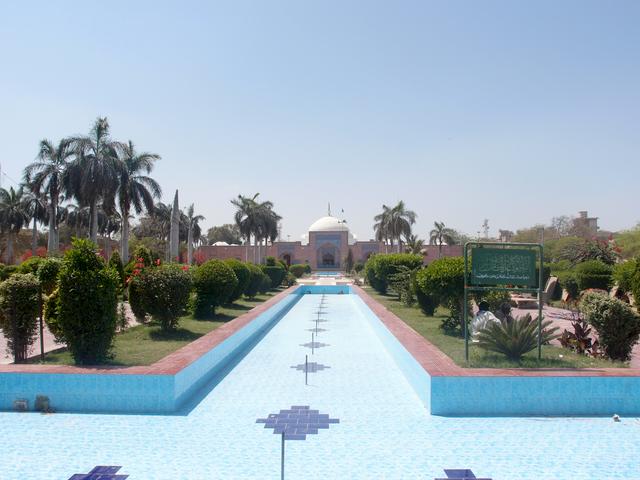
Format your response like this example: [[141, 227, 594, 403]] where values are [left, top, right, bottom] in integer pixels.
[[363, 287, 626, 369]]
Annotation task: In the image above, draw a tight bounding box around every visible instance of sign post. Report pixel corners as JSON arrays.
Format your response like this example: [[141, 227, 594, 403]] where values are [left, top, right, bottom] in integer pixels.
[[464, 242, 544, 361]]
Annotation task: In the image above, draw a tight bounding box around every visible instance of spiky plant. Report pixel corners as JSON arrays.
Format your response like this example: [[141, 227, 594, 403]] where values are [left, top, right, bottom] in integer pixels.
[[476, 314, 559, 360]]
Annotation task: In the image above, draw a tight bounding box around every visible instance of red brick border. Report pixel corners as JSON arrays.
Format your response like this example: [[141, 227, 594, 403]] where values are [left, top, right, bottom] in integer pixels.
[[353, 286, 640, 378], [0, 287, 295, 376]]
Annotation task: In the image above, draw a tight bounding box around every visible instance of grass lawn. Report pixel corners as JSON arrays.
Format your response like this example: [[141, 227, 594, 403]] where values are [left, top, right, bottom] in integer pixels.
[[363, 287, 627, 369], [40, 292, 278, 366]]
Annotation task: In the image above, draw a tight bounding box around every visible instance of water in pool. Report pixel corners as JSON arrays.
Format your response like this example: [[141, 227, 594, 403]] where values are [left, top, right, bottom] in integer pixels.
[[1, 293, 639, 479]]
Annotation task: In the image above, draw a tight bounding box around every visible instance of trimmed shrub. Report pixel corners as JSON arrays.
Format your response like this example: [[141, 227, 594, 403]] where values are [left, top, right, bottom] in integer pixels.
[[245, 263, 264, 299], [613, 259, 637, 293], [415, 257, 465, 334], [43, 288, 63, 341], [224, 259, 251, 303], [580, 291, 640, 361], [416, 288, 437, 316], [289, 264, 307, 278], [575, 260, 613, 292], [284, 272, 297, 287], [36, 257, 62, 295], [354, 261, 365, 274], [56, 239, 119, 364], [364, 253, 423, 294], [134, 264, 192, 331], [0, 273, 40, 363], [192, 260, 238, 318], [388, 265, 420, 306], [265, 256, 277, 266], [16, 256, 46, 275], [304, 264, 311, 274], [258, 273, 272, 294], [261, 264, 286, 289], [108, 251, 126, 291], [557, 271, 579, 299]]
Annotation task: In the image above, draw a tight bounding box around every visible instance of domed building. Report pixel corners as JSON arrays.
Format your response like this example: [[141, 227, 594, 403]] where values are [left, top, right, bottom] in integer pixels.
[[197, 211, 384, 270]]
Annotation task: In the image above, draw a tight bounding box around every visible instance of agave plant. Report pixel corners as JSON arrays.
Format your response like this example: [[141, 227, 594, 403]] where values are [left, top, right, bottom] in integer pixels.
[[476, 314, 560, 360]]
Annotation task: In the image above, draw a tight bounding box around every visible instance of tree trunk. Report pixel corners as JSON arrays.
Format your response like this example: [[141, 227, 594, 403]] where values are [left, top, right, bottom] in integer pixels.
[[47, 202, 56, 253], [32, 217, 38, 256], [187, 223, 193, 265], [89, 199, 98, 243], [104, 234, 111, 259], [6, 232, 14, 264], [121, 209, 130, 262]]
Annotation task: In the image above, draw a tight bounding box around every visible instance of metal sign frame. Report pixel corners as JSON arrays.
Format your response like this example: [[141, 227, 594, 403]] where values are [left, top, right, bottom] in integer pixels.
[[463, 242, 544, 362]]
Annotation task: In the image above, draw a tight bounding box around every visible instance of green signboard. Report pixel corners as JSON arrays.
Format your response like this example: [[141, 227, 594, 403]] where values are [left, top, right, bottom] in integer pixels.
[[470, 248, 537, 287]]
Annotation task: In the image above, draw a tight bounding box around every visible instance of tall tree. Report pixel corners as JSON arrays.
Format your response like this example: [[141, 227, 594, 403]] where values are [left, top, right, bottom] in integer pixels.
[[115, 140, 161, 262], [0, 186, 30, 264], [22, 179, 47, 256], [207, 224, 242, 245], [231, 193, 260, 262], [429, 221, 456, 257], [66, 117, 122, 243], [404, 234, 425, 255], [24, 138, 74, 253], [374, 201, 416, 253], [186, 204, 205, 264]]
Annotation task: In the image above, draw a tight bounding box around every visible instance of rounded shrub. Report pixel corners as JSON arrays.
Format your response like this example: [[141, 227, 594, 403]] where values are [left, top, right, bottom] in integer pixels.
[[134, 264, 192, 331], [224, 259, 251, 303], [16, 256, 46, 275], [258, 272, 272, 294], [415, 287, 437, 316], [284, 272, 297, 287], [575, 260, 613, 292], [245, 263, 264, 299], [580, 291, 640, 361], [364, 253, 423, 294], [415, 257, 465, 333], [557, 271, 579, 299], [304, 264, 311, 274], [289, 264, 306, 278], [36, 257, 62, 295], [261, 264, 286, 289], [192, 259, 238, 318], [43, 288, 63, 341], [0, 273, 40, 363], [56, 239, 119, 365], [613, 259, 637, 294]]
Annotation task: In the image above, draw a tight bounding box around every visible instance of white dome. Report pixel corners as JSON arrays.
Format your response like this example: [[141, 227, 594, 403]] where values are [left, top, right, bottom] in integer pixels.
[[308, 216, 349, 233]]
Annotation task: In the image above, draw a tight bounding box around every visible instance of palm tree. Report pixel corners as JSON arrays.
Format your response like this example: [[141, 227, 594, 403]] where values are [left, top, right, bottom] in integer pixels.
[[0, 186, 30, 264], [116, 140, 161, 262], [98, 208, 121, 259], [405, 234, 425, 255], [254, 199, 280, 264], [62, 203, 90, 239], [66, 117, 122, 243], [231, 194, 260, 262], [429, 221, 456, 257], [374, 201, 416, 253], [186, 203, 205, 264], [24, 138, 74, 253], [22, 180, 48, 256], [373, 204, 392, 253]]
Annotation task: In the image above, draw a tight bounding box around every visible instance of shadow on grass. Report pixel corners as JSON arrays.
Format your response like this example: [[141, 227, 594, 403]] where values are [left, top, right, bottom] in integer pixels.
[[223, 303, 253, 311], [149, 328, 203, 342]]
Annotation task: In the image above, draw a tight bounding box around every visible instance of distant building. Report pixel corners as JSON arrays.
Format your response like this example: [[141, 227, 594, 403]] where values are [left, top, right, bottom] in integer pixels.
[[196, 213, 462, 268], [573, 211, 598, 237]]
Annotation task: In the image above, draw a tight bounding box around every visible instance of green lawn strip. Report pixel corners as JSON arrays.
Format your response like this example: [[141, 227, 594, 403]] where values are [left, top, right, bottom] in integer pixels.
[[363, 287, 626, 369], [40, 292, 277, 366]]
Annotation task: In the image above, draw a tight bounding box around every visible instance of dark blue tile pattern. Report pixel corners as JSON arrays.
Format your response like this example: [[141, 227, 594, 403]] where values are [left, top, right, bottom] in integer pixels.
[[300, 341, 329, 349], [290, 362, 330, 372], [67, 465, 129, 480], [434, 468, 492, 480], [257, 405, 339, 440]]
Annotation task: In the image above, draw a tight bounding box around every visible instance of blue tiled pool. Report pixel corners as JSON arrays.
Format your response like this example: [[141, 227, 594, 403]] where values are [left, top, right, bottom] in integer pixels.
[[1, 290, 640, 479]]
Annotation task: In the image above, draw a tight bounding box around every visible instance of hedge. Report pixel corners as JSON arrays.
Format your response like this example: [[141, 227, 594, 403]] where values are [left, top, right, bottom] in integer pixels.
[[245, 263, 265, 299], [364, 253, 423, 294], [224, 259, 251, 303], [261, 264, 286, 289], [575, 260, 613, 292], [0, 273, 40, 363], [192, 260, 238, 318], [289, 264, 307, 278]]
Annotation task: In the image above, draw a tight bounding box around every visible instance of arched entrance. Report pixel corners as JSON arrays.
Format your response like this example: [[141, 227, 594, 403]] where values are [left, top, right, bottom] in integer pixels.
[[321, 252, 335, 266], [281, 253, 292, 266], [317, 243, 339, 268]]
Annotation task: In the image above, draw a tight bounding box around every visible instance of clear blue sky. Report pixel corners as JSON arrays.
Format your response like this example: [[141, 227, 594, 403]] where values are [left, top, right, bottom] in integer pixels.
[[1, 0, 638, 241]]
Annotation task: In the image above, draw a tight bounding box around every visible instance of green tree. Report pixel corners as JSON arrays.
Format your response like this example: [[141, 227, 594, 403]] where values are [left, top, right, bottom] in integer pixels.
[[0, 186, 30, 264], [0, 273, 40, 362], [66, 117, 122, 243], [116, 140, 161, 262], [374, 201, 417, 253], [186, 203, 205, 264], [21, 178, 48, 256], [404, 234, 425, 255], [207, 224, 242, 245], [24, 138, 74, 253], [429, 221, 456, 257]]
